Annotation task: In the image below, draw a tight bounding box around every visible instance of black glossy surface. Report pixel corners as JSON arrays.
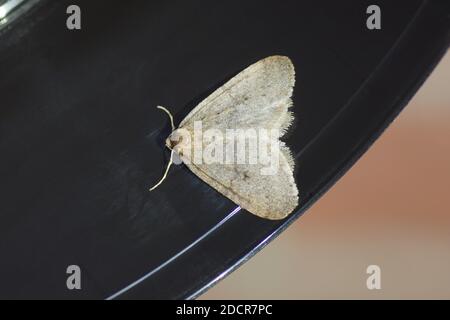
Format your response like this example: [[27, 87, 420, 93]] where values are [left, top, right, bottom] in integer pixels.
[[0, 0, 448, 299]]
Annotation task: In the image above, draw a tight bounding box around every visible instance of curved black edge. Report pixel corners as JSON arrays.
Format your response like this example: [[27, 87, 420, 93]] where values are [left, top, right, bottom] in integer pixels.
[[0, 0, 46, 33], [115, 0, 449, 300]]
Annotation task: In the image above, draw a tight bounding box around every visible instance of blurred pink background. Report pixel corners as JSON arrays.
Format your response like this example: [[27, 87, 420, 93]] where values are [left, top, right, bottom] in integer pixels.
[[201, 52, 450, 299]]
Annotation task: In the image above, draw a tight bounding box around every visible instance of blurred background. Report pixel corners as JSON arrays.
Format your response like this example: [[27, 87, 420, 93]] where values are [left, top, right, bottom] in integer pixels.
[[202, 52, 450, 299]]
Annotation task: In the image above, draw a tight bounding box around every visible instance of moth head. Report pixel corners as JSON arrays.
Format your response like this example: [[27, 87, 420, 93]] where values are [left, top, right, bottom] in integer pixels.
[[165, 128, 191, 158]]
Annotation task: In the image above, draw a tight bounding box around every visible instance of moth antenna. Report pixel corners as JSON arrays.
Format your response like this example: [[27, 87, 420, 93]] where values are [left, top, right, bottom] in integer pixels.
[[156, 105, 175, 131], [149, 149, 174, 191], [149, 106, 176, 191]]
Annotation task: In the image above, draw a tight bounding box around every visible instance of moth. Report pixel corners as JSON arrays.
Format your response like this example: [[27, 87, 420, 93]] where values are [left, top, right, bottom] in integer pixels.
[[150, 56, 299, 220]]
